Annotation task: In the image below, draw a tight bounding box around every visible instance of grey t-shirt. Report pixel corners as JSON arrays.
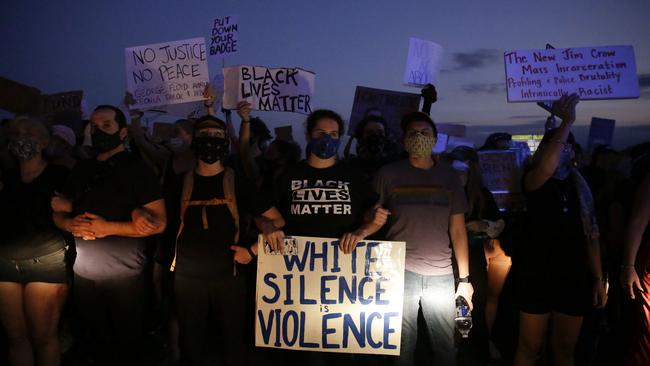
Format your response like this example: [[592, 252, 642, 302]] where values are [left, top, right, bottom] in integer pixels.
[[373, 159, 468, 275]]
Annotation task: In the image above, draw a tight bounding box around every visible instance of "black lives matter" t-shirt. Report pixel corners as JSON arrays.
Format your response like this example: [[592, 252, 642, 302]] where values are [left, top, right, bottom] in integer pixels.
[[271, 161, 377, 238]]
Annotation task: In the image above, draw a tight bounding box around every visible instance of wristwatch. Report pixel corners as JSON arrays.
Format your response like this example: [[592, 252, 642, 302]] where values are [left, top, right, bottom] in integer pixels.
[[458, 276, 470, 283]]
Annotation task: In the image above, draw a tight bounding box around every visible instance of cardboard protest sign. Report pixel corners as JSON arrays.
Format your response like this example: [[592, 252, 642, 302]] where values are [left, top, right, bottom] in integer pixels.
[[504, 45, 639, 102], [587, 117, 616, 149], [403, 38, 443, 86], [209, 15, 238, 57], [478, 150, 523, 193], [222, 66, 315, 114], [255, 236, 405, 355], [125, 37, 210, 109], [348, 86, 420, 138], [36, 91, 83, 120], [0, 76, 41, 114], [512, 134, 544, 153]]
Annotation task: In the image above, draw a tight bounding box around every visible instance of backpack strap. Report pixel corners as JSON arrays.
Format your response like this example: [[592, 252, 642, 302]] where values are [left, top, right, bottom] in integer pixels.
[[169, 168, 240, 271]]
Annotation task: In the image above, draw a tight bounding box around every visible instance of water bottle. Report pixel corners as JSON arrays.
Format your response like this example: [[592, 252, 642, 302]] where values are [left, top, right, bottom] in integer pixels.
[[455, 296, 472, 338]]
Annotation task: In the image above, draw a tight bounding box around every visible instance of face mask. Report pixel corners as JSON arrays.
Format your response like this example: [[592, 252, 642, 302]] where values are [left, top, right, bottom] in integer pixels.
[[357, 132, 386, 158], [92, 128, 123, 153], [553, 150, 573, 179], [404, 132, 436, 158], [8, 137, 41, 160], [191, 136, 229, 164], [308, 134, 340, 159]]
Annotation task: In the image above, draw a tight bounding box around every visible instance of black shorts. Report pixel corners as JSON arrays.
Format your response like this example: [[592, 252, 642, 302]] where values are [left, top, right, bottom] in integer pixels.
[[0, 247, 71, 284], [516, 268, 592, 317]]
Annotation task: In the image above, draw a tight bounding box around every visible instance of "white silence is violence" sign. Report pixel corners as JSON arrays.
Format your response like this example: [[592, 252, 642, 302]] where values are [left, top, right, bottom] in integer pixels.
[[255, 236, 405, 355]]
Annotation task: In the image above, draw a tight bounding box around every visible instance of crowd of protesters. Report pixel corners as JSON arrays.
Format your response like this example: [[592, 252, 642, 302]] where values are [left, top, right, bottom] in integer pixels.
[[0, 84, 648, 366]]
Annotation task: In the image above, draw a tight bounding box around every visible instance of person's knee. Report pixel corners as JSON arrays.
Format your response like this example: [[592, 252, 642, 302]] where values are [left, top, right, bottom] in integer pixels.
[[30, 324, 58, 348], [552, 338, 576, 360], [517, 337, 542, 358]]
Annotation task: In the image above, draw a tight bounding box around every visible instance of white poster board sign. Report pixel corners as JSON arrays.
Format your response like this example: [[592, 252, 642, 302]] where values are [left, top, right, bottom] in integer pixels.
[[504, 45, 639, 102], [588, 117, 616, 149], [209, 15, 238, 57], [223, 66, 315, 114], [125, 37, 209, 109], [403, 38, 443, 86], [255, 236, 405, 355]]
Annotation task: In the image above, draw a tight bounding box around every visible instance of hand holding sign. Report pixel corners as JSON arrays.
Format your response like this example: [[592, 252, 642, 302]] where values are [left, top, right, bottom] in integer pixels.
[[551, 93, 579, 124], [236, 101, 252, 122]]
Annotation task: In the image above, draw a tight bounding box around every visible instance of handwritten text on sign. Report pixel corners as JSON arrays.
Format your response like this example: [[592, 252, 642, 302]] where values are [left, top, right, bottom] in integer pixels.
[[223, 66, 315, 114], [504, 45, 639, 102], [478, 150, 523, 193], [403, 37, 443, 86], [209, 15, 238, 57], [125, 38, 209, 109], [255, 236, 405, 355]]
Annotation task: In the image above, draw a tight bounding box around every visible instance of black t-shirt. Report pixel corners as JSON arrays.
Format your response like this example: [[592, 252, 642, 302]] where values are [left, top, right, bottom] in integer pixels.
[[272, 161, 377, 238], [62, 151, 162, 221], [0, 164, 69, 259], [520, 174, 588, 275], [60, 151, 163, 279], [168, 170, 270, 278]]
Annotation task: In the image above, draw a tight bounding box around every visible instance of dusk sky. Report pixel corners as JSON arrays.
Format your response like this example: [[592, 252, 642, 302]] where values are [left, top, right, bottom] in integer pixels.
[[2, 0, 649, 148]]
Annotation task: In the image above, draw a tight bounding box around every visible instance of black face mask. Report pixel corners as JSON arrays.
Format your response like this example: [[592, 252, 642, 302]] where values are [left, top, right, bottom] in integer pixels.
[[191, 136, 229, 164], [92, 129, 123, 153], [357, 132, 386, 159]]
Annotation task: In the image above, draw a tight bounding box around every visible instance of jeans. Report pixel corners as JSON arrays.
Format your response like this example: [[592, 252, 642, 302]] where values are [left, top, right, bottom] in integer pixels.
[[394, 271, 456, 366]]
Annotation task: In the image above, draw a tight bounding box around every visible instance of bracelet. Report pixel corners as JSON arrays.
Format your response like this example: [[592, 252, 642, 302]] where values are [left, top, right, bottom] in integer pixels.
[[247, 246, 257, 259], [242, 119, 250, 124], [458, 276, 470, 283], [621, 264, 635, 269]]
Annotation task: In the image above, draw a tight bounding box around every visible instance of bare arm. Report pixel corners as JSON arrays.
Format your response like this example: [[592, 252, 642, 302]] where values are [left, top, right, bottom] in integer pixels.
[[524, 94, 579, 192], [450, 213, 475, 308], [72, 199, 167, 239], [339, 205, 390, 254], [621, 173, 650, 298], [255, 206, 286, 252]]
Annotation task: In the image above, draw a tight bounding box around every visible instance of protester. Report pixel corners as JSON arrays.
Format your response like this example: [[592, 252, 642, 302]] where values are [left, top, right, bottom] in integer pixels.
[[0, 117, 70, 366], [514, 94, 607, 366], [166, 112, 281, 366], [345, 115, 397, 184], [253, 108, 388, 365], [450, 145, 509, 364], [373, 111, 473, 366], [46, 124, 77, 169], [620, 168, 650, 366], [51, 105, 166, 366]]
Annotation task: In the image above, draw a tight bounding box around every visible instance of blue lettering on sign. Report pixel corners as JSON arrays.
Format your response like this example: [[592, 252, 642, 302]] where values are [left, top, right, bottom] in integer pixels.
[[262, 273, 279, 303], [320, 275, 337, 304], [343, 312, 365, 347], [322, 313, 342, 349]]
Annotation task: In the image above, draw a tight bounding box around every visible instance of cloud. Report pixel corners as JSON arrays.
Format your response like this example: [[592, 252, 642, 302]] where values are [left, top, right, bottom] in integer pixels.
[[461, 82, 505, 94], [451, 49, 500, 71]]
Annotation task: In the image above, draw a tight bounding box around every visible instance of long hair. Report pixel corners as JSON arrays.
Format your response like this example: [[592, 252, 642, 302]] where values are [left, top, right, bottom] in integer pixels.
[[465, 160, 489, 219]]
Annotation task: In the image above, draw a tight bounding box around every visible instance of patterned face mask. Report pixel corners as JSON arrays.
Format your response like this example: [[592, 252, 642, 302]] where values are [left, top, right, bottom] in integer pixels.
[[404, 132, 436, 158], [8, 137, 41, 160], [308, 134, 340, 159]]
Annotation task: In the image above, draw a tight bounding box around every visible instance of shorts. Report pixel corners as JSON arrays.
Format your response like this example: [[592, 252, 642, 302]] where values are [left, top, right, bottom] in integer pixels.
[[0, 247, 71, 284], [516, 268, 592, 317]]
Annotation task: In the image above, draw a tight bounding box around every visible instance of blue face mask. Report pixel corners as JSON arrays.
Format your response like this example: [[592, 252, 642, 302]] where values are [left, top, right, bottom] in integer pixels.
[[308, 134, 340, 159]]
